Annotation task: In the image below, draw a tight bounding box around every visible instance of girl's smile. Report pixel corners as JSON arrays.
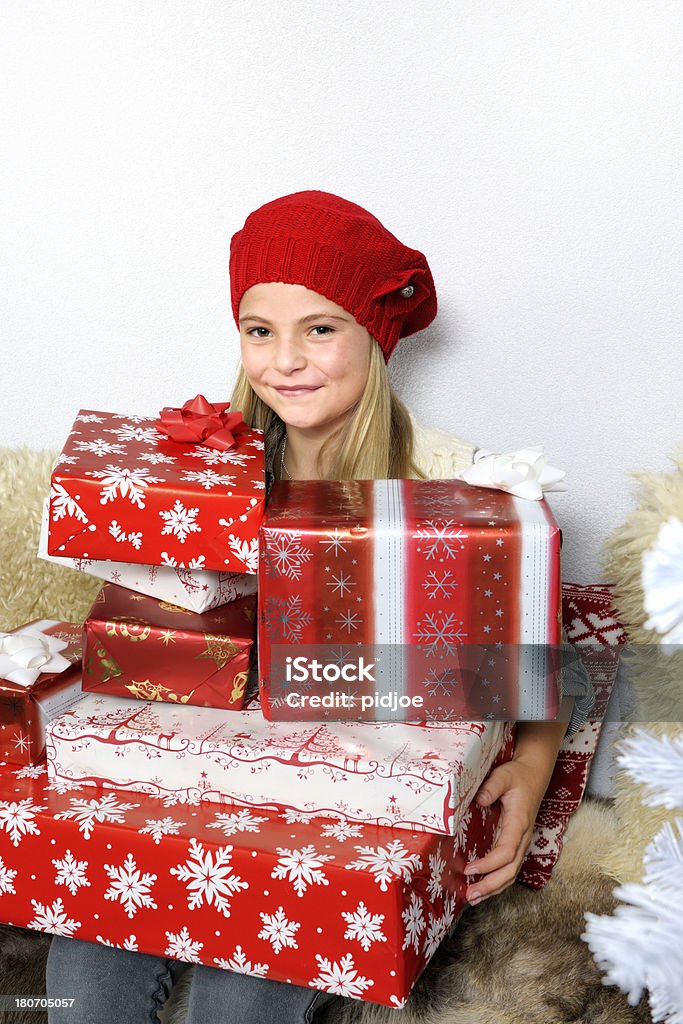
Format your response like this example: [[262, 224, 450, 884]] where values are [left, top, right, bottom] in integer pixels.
[[272, 386, 323, 397]]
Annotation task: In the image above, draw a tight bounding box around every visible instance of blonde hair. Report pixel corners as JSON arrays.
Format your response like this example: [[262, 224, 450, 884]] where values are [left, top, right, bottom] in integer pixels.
[[230, 337, 427, 481]]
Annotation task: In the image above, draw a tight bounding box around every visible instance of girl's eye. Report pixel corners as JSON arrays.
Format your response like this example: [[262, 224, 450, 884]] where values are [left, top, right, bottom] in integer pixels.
[[245, 326, 334, 338]]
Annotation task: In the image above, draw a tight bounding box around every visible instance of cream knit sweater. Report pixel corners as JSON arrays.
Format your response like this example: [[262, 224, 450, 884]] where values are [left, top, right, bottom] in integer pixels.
[[407, 409, 477, 476]]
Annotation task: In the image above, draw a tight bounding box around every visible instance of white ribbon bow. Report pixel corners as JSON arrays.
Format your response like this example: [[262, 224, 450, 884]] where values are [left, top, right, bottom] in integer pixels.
[[0, 629, 72, 687], [455, 447, 567, 501]]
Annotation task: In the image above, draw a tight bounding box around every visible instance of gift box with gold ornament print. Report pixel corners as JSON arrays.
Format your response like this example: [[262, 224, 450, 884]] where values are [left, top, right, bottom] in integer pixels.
[[82, 582, 257, 710]]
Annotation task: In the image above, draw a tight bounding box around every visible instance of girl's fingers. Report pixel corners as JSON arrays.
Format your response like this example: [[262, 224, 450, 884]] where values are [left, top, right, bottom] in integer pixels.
[[473, 763, 513, 806], [466, 860, 522, 903], [465, 813, 532, 877], [464, 840, 518, 878], [464, 764, 541, 898], [465, 828, 534, 901]]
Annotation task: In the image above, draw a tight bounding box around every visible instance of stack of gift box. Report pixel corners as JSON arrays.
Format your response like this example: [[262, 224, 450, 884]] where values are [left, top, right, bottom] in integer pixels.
[[0, 397, 564, 1007]]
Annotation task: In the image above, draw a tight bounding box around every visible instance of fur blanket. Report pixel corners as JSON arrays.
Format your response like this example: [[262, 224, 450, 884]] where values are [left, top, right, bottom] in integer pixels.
[[0, 446, 653, 1024]]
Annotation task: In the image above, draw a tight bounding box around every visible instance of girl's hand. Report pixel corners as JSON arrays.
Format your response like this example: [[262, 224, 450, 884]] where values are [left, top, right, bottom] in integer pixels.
[[463, 758, 547, 905]]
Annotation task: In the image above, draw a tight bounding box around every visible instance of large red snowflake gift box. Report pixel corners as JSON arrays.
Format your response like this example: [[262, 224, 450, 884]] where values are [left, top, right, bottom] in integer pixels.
[[46, 694, 510, 836], [39, 501, 258, 614], [82, 583, 257, 710], [0, 729, 514, 1006], [0, 621, 84, 766], [47, 403, 265, 575], [258, 479, 563, 721]]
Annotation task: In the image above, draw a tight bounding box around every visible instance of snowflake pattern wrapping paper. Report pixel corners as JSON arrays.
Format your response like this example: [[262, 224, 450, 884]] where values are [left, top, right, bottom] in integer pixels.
[[46, 693, 509, 836], [0, 621, 85, 766], [82, 583, 257, 710], [0, 730, 514, 1005], [38, 499, 258, 613], [47, 409, 265, 574], [258, 479, 562, 721]]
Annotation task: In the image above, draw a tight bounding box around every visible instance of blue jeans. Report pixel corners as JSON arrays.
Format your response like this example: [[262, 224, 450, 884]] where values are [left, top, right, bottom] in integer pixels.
[[46, 936, 338, 1024]]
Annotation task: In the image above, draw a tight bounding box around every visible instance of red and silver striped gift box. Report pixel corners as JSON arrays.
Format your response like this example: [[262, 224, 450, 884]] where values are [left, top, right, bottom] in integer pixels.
[[258, 479, 562, 722]]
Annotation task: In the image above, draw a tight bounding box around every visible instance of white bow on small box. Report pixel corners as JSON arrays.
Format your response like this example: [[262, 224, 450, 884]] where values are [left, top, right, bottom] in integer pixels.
[[0, 629, 72, 687], [455, 447, 567, 501]]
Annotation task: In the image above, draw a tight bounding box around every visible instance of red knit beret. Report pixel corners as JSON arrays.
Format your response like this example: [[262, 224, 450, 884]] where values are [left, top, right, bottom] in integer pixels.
[[229, 190, 437, 363]]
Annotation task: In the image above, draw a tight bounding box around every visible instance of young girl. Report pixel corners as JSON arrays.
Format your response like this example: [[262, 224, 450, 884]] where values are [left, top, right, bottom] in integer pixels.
[[46, 190, 589, 1024]]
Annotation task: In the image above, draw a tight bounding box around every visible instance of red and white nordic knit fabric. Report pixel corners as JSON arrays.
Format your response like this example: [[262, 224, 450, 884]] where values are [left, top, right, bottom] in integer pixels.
[[259, 479, 562, 722], [0, 622, 84, 767], [0, 730, 515, 1006], [47, 410, 265, 574], [46, 695, 512, 837], [39, 500, 257, 614], [517, 583, 627, 889]]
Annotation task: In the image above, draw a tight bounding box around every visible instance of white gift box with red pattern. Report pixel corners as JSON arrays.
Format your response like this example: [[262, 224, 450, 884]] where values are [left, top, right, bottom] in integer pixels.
[[46, 694, 507, 836], [46, 408, 265, 575], [0, 728, 513, 1006], [38, 501, 257, 613]]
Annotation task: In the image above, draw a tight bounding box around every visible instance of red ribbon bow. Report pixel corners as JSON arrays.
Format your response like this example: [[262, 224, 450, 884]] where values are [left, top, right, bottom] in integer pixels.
[[155, 395, 246, 451]]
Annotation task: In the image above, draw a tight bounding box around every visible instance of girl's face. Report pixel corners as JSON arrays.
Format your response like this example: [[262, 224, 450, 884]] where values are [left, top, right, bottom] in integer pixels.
[[238, 282, 372, 433]]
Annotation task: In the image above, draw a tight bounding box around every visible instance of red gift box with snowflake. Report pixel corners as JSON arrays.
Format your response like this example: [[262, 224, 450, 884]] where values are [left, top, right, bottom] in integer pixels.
[[46, 692, 511, 835], [258, 479, 563, 721], [81, 583, 257, 709], [39, 498, 259, 614], [0, 725, 513, 1006], [0, 621, 84, 766], [47, 407, 265, 574]]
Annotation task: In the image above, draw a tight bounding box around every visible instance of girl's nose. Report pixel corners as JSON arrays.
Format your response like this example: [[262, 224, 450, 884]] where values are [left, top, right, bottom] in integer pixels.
[[272, 334, 307, 373]]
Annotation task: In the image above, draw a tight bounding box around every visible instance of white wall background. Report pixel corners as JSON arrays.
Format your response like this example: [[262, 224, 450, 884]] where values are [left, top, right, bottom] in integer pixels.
[[2, 0, 681, 582]]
